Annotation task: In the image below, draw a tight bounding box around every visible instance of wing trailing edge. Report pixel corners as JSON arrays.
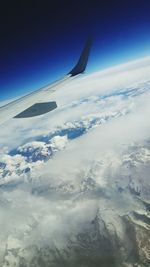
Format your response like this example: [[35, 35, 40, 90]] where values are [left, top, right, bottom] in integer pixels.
[[14, 102, 57, 118]]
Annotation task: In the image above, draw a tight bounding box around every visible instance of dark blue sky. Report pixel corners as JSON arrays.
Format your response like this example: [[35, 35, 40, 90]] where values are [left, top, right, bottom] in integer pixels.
[[1, 0, 150, 100]]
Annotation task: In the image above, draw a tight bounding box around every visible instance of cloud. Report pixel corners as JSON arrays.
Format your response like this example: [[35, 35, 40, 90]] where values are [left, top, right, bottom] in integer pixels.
[[0, 56, 150, 266]]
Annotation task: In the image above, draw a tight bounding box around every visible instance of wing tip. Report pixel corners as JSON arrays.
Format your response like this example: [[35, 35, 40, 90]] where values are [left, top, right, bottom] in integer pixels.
[[68, 37, 92, 76]]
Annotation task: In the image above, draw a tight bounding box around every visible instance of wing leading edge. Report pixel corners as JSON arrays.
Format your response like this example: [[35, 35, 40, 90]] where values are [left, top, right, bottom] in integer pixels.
[[0, 38, 92, 124]]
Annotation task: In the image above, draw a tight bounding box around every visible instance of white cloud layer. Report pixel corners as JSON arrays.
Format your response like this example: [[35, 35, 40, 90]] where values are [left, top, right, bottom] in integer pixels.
[[0, 56, 150, 266]]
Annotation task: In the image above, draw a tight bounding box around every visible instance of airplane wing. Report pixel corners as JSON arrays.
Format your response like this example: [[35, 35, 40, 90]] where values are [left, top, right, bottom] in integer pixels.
[[0, 38, 92, 125]]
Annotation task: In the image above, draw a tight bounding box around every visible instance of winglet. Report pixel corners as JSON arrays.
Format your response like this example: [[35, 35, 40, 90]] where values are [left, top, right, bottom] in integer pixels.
[[68, 37, 92, 76]]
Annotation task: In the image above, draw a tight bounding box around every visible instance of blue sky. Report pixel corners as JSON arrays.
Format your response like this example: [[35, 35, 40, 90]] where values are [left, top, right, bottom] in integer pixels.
[[0, 0, 150, 100]]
